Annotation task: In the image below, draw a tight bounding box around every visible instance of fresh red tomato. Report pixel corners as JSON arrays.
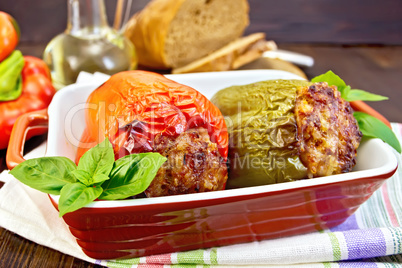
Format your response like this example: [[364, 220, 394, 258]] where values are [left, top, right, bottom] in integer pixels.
[[0, 11, 19, 62]]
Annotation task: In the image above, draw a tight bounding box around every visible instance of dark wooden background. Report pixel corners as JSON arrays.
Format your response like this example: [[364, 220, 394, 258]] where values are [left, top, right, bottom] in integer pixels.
[[1, 0, 401, 45]]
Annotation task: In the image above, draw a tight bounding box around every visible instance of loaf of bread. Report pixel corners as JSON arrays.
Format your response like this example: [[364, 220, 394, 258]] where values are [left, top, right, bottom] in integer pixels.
[[124, 0, 250, 69], [172, 33, 275, 74]]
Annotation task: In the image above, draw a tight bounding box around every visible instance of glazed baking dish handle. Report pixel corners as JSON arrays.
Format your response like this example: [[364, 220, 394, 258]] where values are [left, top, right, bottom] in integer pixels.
[[6, 108, 48, 170]]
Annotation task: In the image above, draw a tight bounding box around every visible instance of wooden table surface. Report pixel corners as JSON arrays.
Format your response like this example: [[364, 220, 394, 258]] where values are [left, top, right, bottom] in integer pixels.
[[1, 44, 401, 267]]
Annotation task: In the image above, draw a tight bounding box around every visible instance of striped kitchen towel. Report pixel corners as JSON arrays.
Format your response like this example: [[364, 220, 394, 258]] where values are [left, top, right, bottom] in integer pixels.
[[97, 123, 402, 268]]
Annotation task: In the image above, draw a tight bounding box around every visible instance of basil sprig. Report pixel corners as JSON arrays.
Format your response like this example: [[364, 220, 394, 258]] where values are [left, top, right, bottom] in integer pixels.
[[354, 111, 401, 153], [311, 71, 401, 153], [10, 139, 167, 216]]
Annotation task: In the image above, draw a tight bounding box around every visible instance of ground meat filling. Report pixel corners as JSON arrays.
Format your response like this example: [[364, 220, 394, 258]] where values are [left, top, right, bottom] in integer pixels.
[[295, 82, 362, 178], [145, 127, 228, 197]]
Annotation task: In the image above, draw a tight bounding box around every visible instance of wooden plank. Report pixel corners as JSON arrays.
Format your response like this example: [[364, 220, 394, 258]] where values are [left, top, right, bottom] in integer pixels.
[[1, 0, 402, 44], [247, 0, 402, 44]]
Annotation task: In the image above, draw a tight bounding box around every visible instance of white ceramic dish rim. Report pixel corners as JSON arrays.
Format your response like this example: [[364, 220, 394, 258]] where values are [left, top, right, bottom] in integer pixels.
[[46, 70, 398, 208]]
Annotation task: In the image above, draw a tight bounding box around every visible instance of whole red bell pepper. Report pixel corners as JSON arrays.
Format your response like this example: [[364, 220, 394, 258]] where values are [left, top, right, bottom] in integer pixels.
[[0, 54, 56, 150]]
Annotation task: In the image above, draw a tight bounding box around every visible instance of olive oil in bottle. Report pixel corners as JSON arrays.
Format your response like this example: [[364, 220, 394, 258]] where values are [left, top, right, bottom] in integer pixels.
[[43, 0, 137, 90]]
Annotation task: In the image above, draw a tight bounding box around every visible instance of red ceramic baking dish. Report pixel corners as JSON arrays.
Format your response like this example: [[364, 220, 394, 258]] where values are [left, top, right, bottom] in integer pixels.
[[6, 70, 398, 260]]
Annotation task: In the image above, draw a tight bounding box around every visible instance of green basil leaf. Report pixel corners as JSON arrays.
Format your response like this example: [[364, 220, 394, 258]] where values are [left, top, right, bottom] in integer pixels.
[[10, 157, 77, 195], [311, 70, 352, 99], [100, 153, 167, 200], [341, 85, 351, 100], [354, 112, 401, 153], [93, 174, 110, 184], [77, 139, 114, 179], [58, 183, 103, 217], [311, 70, 347, 88], [345, 89, 388, 102], [71, 170, 92, 186], [311, 70, 389, 103]]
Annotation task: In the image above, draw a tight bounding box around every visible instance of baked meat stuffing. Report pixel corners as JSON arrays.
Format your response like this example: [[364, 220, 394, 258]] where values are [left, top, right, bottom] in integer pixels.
[[145, 127, 228, 197], [295, 82, 362, 178]]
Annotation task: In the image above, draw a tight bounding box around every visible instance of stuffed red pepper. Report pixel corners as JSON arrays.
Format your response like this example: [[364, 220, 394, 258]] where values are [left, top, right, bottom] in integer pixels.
[[77, 70, 228, 197]]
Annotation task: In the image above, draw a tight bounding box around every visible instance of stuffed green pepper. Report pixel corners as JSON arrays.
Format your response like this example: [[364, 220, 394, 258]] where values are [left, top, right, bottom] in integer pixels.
[[211, 79, 362, 188]]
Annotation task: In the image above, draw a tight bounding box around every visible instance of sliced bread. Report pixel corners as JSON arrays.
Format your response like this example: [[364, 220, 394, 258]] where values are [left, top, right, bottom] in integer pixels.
[[171, 33, 275, 74], [124, 0, 250, 69]]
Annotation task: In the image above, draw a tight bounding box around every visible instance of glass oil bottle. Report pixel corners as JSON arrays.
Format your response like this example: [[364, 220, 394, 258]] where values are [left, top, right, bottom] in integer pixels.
[[43, 0, 137, 89]]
